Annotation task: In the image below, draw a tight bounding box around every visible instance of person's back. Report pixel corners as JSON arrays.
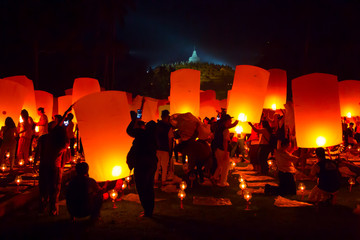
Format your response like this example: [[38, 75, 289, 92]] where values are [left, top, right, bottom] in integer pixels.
[[317, 159, 341, 193]]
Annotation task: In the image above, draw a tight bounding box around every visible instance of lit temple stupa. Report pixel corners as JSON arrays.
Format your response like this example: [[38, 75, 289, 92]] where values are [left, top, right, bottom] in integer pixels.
[[188, 48, 200, 63]]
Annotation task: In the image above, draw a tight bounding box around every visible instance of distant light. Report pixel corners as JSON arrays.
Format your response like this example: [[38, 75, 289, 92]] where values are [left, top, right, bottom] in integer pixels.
[[112, 166, 122, 177], [235, 125, 243, 134], [316, 136, 326, 147], [271, 104, 276, 111], [347, 112, 352, 118]]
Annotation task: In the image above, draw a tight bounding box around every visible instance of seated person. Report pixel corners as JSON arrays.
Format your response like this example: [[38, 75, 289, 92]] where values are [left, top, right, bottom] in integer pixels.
[[308, 148, 341, 204], [66, 162, 108, 221]]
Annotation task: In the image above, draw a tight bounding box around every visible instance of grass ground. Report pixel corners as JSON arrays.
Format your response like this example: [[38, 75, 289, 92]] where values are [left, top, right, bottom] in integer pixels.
[[1, 164, 360, 240]]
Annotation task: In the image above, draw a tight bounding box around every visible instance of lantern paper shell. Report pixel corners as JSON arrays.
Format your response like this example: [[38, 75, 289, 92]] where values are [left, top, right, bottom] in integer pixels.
[[263, 69, 287, 110], [339, 80, 360, 118], [292, 73, 342, 148], [4, 75, 37, 119], [130, 95, 143, 111], [73, 91, 132, 182], [227, 65, 270, 133], [35, 90, 53, 122], [142, 97, 159, 122], [72, 78, 101, 103], [0, 79, 27, 128], [200, 90, 220, 119], [58, 95, 72, 116], [170, 69, 200, 116]]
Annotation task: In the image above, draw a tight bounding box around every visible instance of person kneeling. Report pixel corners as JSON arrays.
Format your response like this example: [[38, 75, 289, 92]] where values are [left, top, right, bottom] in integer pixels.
[[66, 162, 107, 221]]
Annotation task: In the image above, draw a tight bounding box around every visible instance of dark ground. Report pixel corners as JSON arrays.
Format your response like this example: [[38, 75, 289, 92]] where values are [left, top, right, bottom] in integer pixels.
[[1, 165, 360, 240]]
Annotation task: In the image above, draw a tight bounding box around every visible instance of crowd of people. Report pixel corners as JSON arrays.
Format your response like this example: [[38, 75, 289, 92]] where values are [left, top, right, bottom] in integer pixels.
[[0, 104, 353, 221]]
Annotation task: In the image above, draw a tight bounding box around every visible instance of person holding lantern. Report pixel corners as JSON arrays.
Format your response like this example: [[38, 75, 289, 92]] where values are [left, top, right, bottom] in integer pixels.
[[308, 148, 341, 204], [248, 120, 273, 175], [212, 114, 238, 187]]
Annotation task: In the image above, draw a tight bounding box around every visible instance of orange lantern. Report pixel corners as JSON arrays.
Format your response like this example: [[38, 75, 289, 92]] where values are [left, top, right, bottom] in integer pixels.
[[0, 79, 27, 128], [52, 97, 58, 116], [227, 65, 270, 133], [34, 90, 53, 122], [292, 73, 342, 148], [219, 98, 227, 110], [73, 91, 132, 182], [263, 69, 287, 110], [142, 97, 159, 122], [4, 75, 37, 119], [339, 80, 360, 118], [130, 95, 143, 111], [170, 69, 200, 116], [57, 95, 72, 116], [72, 78, 101, 103], [65, 88, 73, 95], [200, 90, 220, 120]]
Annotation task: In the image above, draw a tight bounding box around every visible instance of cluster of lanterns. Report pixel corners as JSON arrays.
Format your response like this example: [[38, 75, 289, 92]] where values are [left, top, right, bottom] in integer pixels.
[[238, 175, 252, 210], [109, 176, 131, 208], [178, 181, 187, 209]]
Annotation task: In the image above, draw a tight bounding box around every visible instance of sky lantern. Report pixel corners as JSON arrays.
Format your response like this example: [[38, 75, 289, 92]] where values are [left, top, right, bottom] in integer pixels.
[[219, 98, 227, 110], [263, 69, 287, 110], [4, 75, 37, 119], [338, 80, 360, 118], [200, 90, 220, 119], [58, 95, 72, 116], [292, 73, 342, 148], [73, 91, 132, 182], [142, 97, 159, 122], [170, 69, 200, 116], [0, 79, 27, 128], [130, 95, 143, 111], [34, 90, 53, 121], [72, 78, 101, 103], [227, 65, 270, 133]]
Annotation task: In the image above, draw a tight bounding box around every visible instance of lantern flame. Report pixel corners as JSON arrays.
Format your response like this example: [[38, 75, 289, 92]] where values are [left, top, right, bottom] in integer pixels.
[[298, 182, 306, 192], [178, 189, 186, 199], [316, 136, 326, 147], [347, 112, 352, 119], [238, 113, 247, 122], [18, 159, 25, 166], [271, 104, 277, 111], [243, 190, 252, 201], [235, 125, 243, 134], [35, 126, 39, 133], [112, 166, 122, 178], [239, 182, 247, 190], [109, 189, 118, 200], [19, 115, 23, 123], [180, 181, 187, 190]]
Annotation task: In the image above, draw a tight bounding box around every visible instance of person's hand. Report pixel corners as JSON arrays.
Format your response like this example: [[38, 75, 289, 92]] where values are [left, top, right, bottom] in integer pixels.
[[130, 111, 137, 122]]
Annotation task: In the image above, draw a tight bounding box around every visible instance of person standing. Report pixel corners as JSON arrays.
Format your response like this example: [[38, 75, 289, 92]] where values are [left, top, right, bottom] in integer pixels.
[[0, 117, 18, 172], [36, 126, 68, 215], [154, 110, 173, 186], [212, 114, 238, 187], [127, 112, 158, 217], [36, 107, 48, 137], [17, 109, 33, 164]]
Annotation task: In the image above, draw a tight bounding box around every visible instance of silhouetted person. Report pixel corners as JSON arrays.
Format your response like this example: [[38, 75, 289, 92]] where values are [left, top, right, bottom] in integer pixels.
[[127, 112, 158, 217], [66, 162, 105, 221], [0, 117, 18, 171], [36, 126, 68, 215], [17, 109, 33, 164], [36, 107, 48, 137]]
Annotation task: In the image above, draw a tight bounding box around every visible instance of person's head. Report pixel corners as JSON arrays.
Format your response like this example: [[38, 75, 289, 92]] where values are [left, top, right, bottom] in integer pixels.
[[75, 162, 89, 176], [203, 117, 210, 124], [67, 113, 74, 121], [350, 122, 354, 128], [54, 115, 62, 124], [222, 114, 233, 128], [280, 139, 290, 149], [146, 120, 157, 135], [161, 110, 170, 122], [21, 109, 29, 120], [316, 147, 326, 161], [37, 107, 45, 115], [5, 117, 15, 128]]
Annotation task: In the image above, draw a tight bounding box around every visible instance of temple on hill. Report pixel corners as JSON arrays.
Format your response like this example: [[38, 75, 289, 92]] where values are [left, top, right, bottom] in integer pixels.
[[188, 48, 200, 63]]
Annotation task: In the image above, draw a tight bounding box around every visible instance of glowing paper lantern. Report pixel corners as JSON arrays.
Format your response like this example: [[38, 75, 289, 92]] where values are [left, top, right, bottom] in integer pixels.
[[339, 80, 360, 118], [130, 95, 143, 111], [142, 97, 159, 122], [170, 69, 200, 116], [72, 78, 101, 103], [65, 88, 73, 96], [227, 65, 270, 133], [0, 79, 27, 128], [4, 75, 37, 119], [263, 69, 287, 110], [292, 73, 342, 148], [73, 91, 132, 182], [200, 90, 220, 119], [219, 98, 227, 110], [58, 95, 72, 116], [34, 90, 53, 122]]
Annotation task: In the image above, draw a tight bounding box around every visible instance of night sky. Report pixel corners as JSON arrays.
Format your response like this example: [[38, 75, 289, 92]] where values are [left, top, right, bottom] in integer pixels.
[[1, 0, 360, 96]]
